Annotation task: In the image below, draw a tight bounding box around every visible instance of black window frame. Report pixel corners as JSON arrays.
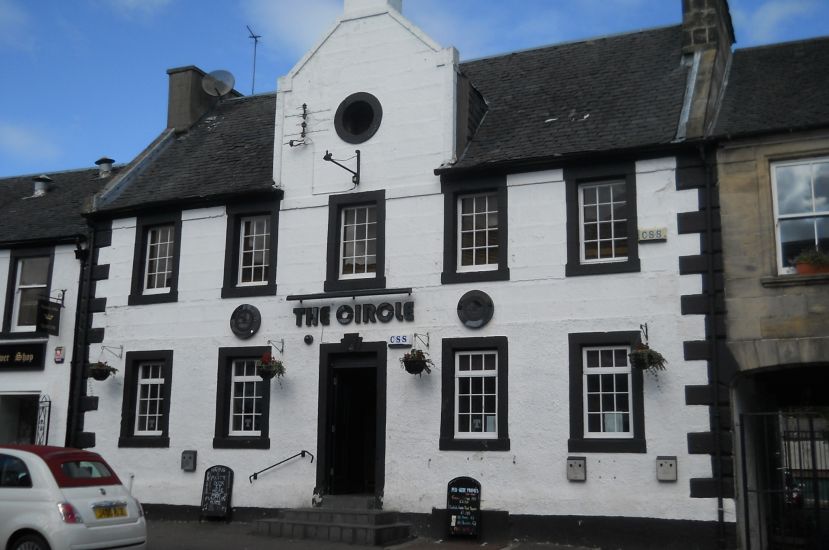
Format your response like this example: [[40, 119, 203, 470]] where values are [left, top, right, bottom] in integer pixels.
[[118, 350, 174, 448], [128, 212, 182, 306], [213, 346, 271, 449], [324, 190, 386, 292], [221, 203, 279, 298], [441, 176, 510, 284], [565, 162, 640, 277], [1, 247, 54, 338], [440, 336, 509, 451], [568, 331, 646, 453]]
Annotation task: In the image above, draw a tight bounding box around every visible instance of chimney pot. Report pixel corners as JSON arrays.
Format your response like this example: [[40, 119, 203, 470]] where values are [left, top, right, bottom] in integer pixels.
[[32, 175, 54, 196], [95, 156, 115, 177]]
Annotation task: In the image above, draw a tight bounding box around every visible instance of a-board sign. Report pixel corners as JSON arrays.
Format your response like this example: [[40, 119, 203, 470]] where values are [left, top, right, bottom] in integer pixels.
[[200, 465, 233, 519], [446, 476, 481, 537]]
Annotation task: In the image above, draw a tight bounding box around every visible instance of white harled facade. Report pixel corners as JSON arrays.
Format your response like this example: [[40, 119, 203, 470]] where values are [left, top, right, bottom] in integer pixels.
[[86, 0, 729, 526]]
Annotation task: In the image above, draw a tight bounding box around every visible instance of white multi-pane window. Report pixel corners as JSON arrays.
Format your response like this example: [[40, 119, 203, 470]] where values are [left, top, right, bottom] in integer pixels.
[[238, 215, 271, 285], [340, 205, 377, 279], [582, 346, 633, 438], [458, 193, 499, 271], [11, 256, 49, 331], [772, 157, 829, 273], [455, 351, 498, 438], [229, 359, 263, 436], [144, 225, 175, 293], [579, 181, 628, 262], [135, 362, 165, 436]]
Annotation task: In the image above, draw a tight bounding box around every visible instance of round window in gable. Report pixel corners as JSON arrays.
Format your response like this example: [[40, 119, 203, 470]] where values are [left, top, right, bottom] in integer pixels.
[[335, 92, 383, 144]]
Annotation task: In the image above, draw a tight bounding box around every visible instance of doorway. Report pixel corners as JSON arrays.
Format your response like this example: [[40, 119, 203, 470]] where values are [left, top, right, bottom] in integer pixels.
[[317, 335, 386, 499], [0, 394, 39, 444]]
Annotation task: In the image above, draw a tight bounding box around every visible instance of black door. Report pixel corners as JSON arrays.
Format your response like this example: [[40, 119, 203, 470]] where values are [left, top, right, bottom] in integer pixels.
[[328, 355, 377, 494]]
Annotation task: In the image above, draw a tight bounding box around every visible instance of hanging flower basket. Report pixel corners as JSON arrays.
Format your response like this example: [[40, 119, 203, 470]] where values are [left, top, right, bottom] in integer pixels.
[[87, 361, 118, 381], [256, 353, 285, 381], [628, 343, 667, 372], [400, 349, 433, 376]]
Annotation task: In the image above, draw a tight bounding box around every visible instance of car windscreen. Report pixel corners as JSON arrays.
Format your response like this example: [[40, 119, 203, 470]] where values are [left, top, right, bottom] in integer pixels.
[[53, 459, 120, 487]]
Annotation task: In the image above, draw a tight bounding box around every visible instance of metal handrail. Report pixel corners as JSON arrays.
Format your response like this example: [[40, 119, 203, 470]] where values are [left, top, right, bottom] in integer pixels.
[[249, 450, 314, 483]]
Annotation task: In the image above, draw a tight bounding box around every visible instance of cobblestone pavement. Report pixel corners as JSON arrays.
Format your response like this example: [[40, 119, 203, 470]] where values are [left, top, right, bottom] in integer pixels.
[[146, 520, 598, 550]]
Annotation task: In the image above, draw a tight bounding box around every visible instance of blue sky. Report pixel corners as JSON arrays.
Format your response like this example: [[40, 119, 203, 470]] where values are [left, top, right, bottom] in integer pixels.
[[0, 0, 827, 178]]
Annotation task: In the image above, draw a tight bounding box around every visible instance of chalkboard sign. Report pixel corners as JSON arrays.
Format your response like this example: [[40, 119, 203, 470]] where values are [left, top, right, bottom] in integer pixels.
[[200, 465, 233, 520], [446, 476, 481, 537]]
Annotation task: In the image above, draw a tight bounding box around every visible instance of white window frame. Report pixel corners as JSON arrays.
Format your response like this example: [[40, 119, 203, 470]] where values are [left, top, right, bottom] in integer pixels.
[[339, 205, 377, 280], [237, 215, 271, 286], [771, 156, 829, 274], [134, 361, 165, 436], [578, 180, 628, 264], [582, 345, 633, 439], [228, 359, 262, 436], [457, 192, 499, 273], [143, 225, 175, 294], [11, 256, 49, 332], [454, 350, 498, 440]]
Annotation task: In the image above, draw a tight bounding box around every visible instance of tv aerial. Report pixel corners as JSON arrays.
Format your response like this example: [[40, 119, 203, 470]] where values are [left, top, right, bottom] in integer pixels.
[[202, 70, 236, 99]]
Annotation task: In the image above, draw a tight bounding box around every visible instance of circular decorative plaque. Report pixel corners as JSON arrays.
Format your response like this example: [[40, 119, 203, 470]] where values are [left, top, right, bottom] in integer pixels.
[[457, 290, 494, 329], [230, 304, 261, 339]]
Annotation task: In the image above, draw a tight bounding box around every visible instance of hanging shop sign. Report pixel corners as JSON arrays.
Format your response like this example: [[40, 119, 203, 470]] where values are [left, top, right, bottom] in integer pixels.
[[293, 301, 414, 327], [36, 298, 61, 336], [0, 343, 47, 371]]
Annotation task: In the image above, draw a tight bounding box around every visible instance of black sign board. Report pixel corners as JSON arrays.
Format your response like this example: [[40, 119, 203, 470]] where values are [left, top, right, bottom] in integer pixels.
[[36, 299, 61, 336], [0, 343, 46, 371], [447, 476, 481, 537], [200, 465, 234, 519]]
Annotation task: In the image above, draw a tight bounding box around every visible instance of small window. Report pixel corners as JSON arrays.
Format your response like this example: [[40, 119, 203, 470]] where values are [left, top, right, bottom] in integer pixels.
[[565, 163, 640, 277], [214, 346, 271, 449], [0, 454, 32, 488], [324, 191, 386, 292], [772, 157, 829, 273], [440, 337, 509, 451], [334, 92, 383, 144], [119, 351, 173, 448], [10, 256, 51, 331], [568, 332, 645, 453], [238, 216, 271, 285], [441, 177, 509, 284], [60, 460, 113, 479], [129, 213, 182, 306], [222, 204, 278, 299]]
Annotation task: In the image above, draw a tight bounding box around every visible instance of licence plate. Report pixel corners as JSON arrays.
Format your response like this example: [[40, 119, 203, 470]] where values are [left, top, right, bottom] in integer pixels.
[[94, 506, 127, 519]]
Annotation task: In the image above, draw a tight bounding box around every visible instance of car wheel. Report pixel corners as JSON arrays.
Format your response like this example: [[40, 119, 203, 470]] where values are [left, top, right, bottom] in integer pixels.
[[12, 534, 50, 550]]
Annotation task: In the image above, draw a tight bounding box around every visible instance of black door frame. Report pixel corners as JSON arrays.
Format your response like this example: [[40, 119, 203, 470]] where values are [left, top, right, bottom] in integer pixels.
[[316, 333, 387, 499]]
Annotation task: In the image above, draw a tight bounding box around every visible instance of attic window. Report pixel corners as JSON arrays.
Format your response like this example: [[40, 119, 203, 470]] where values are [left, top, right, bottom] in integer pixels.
[[335, 92, 382, 144]]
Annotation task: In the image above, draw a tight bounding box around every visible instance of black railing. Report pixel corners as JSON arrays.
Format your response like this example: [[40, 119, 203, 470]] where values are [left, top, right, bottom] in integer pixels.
[[249, 450, 314, 483]]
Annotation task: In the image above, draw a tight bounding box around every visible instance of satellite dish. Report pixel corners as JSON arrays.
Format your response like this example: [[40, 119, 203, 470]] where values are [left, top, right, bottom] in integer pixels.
[[202, 70, 235, 97]]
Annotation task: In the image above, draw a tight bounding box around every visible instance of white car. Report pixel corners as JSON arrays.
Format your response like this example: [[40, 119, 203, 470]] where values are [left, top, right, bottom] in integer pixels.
[[0, 445, 147, 550]]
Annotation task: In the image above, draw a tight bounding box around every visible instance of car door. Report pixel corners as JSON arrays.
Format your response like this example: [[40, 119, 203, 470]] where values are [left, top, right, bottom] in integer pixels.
[[0, 452, 51, 545]]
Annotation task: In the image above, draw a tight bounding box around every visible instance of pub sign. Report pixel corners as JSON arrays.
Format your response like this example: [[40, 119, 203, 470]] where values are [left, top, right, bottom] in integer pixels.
[[36, 298, 61, 336], [0, 343, 47, 370]]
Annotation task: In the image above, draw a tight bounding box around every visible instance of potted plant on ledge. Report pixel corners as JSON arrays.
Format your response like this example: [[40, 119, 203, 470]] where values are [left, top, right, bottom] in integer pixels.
[[793, 248, 829, 275], [87, 361, 118, 381], [257, 352, 285, 383], [400, 349, 434, 376], [628, 343, 667, 373]]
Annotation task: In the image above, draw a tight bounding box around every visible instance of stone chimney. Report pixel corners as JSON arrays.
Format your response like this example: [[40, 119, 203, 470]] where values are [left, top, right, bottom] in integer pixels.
[[344, 0, 402, 16], [166, 66, 216, 133], [679, 0, 735, 139]]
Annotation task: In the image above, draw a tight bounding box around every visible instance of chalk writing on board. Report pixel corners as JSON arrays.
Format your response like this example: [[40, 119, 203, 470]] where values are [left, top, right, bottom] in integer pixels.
[[200, 465, 234, 519], [446, 476, 481, 537]]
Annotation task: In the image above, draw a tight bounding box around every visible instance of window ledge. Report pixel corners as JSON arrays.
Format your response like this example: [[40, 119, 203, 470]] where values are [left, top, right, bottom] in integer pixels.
[[213, 436, 270, 450], [439, 437, 510, 451], [118, 436, 170, 448], [760, 273, 829, 288], [568, 437, 647, 454], [0, 333, 48, 342]]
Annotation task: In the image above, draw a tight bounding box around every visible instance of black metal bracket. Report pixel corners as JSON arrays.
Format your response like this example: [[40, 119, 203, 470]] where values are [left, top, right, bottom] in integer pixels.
[[323, 150, 360, 185], [49, 289, 67, 308], [289, 103, 308, 147], [249, 450, 315, 483]]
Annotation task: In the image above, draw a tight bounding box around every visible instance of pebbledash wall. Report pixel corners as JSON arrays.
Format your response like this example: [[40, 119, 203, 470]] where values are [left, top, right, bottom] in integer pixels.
[[84, 0, 729, 534]]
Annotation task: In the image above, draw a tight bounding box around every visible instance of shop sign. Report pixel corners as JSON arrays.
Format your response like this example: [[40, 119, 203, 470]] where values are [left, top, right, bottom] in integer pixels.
[[293, 300, 414, 327], [36, 299, 61, 336], [388, 335, 412, 348], [0, 343, 47, 370], [639, 227, 668, 242]]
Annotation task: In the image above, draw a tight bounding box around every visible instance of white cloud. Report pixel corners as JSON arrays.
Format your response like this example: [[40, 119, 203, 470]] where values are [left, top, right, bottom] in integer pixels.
[[0, 0, 34, 51], [0, 123, 61, 161], [242, 0, 340, 59], [733, 0, 817, 44]]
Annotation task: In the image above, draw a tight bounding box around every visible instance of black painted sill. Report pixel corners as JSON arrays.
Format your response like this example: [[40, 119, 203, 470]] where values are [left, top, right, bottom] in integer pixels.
[[760, 273, 829, 288]]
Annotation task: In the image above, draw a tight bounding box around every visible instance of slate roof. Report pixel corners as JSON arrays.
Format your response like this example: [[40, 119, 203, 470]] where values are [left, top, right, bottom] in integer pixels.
[[713, 37, 829, 138], [446, 25, 689, 173], [96, 93, 276, 214], [0, 168, 107, 245]]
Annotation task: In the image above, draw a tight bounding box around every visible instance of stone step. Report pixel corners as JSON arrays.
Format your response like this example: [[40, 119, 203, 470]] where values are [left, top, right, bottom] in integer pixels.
[[256, 518, 411, 546], [319, 494, 378, 509], [281, 507, 400, 526]]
